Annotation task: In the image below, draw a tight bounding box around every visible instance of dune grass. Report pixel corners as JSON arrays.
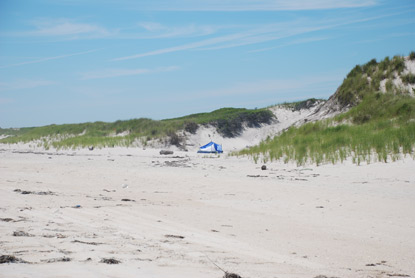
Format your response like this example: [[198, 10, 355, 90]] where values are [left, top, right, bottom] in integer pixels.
[[275, 98, 324, 111], [0, 107, 273, 149], [237, 53, 415, 166], [335, 55, 409, 107], [239, 92, 415, 165]]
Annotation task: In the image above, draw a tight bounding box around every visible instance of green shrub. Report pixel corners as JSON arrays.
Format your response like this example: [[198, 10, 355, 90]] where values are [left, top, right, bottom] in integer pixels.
[[390, 55, 405, 74], [184, 122, 199, 134], [278, 98, 324, 110], [352, 113, 371, 124], [292, 98, 321, 111], [402, 73, 415, 84], [347, 65, 363, 78], [409, 51, 415, 60], [362, 58, 377, 74], [385, 80, 394, 92], [336, 74, 370, 106], [167, 131, 182, 146], [378, 56, 390, 72], [210, 109, 274, 137]]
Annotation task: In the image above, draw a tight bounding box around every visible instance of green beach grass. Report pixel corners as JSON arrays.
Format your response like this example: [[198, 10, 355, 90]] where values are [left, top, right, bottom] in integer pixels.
[[239, 93, 415, 165], [238, 52, 415, 166], [0, 107, 274, 149]]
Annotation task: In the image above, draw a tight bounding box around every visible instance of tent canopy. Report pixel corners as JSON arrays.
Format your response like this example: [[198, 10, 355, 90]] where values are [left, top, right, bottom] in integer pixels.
[[198, 141, 223, 153]]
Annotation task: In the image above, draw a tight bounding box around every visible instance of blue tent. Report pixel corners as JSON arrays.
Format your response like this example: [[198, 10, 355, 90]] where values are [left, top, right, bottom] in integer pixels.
[[198, 141, 223, 153]]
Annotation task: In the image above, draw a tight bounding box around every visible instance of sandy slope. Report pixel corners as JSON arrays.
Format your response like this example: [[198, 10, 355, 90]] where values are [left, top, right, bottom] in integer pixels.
[[185, 105, 323, 152], [1, 146, 414, 278]]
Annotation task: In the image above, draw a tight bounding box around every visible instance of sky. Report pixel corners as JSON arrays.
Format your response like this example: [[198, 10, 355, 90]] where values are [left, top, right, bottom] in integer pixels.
[[0, 0, 414, 128]]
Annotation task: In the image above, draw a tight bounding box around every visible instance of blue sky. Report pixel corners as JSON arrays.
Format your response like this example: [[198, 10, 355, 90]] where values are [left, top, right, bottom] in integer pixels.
[[1, 0, 414, 128]]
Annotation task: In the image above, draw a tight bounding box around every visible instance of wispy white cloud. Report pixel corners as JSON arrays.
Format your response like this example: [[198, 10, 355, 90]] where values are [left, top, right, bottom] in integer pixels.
[[3, 17, 220, 41], [33, 20, 109, 36], [81, 66, 180, 80], [137, 22, 218, 38], [0, 49, 101, 69], [113, 11, 399, 61], [113, 22, 302, 60], [0, 80, 55, 92], [110, 20, 335, 61], [7, 18, 114, 39], [196, 24, 323, 51], [112, 32, 247, 61], [134, 0, 377, 11]]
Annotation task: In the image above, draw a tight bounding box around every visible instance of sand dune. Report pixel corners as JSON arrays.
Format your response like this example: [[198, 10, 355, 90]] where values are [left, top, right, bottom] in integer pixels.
[[1, 146, 414, 278], [184, 104, 326, 152]]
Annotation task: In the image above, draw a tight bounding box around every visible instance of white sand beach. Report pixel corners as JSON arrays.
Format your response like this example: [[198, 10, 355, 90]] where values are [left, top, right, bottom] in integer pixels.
[[1, 145, 414, 278]]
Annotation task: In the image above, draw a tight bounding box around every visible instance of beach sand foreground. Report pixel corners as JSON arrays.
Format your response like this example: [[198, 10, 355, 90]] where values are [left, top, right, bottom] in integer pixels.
[[0, 146, 414, 278]]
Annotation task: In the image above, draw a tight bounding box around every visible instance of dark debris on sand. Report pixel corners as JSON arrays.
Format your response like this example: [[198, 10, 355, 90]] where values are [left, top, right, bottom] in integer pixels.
[[247, 175, 268, 178], [100, 258, 121, 264], [0, 255, 26, 264], [43, 257, 71, 263], [72, 239, 102, 245], [160, 150, 174, 155], [121, 198, 135, 202], [0, 218, 14, 222], [224, 273, 242, 278], [14, 189, 56, 196], [164, 234, 185, 239], [13, 230, 34, 237]]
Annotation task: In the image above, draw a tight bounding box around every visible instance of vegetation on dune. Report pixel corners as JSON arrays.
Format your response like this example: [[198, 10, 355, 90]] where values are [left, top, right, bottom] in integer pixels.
[[164, 107, 274, 138], [1, 118, 170, 149], [3, 52, 414, 165], [240, 92, 415, 165], [239, 52, 415, 165], [277, 98, 324, 111], [335, 55, 409, 107], [0, 108, 274, 149], [401, 73, 415, 85], [0, 127, 30, 137]]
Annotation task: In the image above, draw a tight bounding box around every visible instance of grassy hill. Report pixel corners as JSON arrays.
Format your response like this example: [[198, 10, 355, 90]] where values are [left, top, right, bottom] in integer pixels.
[[239, 52, 415, 165], [334, 52, 415, 107], [0, 107, 274, 149], [2, 52, 415, 164]]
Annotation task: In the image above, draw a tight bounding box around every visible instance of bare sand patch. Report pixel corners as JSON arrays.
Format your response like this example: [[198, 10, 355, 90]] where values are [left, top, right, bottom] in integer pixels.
[[0, 146, 414, 277]]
